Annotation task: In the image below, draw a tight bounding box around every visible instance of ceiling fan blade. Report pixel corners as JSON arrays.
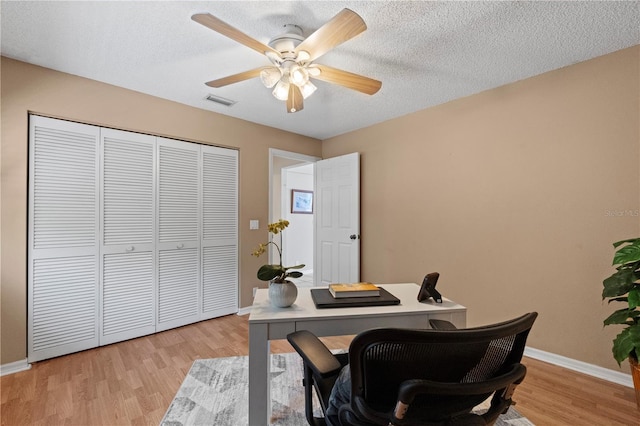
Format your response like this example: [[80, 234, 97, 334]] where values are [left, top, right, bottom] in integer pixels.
[[309, 65, 381, 95], [192, 13, 281, 58], [287, 84, 304, 113], [295, 8, 367, 62], [205, 68, 265, 88]]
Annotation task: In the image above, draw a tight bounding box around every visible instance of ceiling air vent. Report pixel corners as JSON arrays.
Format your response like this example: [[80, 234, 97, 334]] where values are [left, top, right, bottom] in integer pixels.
[[205, 94, 236, 107]]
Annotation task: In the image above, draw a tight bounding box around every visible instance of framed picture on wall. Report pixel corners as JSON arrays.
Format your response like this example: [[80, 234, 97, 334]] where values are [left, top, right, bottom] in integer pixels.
[[291, 189, 313, 214]]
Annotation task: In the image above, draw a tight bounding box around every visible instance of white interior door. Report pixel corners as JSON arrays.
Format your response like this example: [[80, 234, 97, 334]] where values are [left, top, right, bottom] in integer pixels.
[[28, 116, 100, 362], [201, 145, 238, 319], [314, 153, 360, 285], [29, 115, 240, 362], [156, 138, 201, 331], [100, 128, 156, 345]]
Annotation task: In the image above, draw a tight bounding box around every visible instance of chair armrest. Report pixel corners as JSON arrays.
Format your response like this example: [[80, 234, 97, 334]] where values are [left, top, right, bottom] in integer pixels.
[[287, 330, 344, 378], [429, 319, 458, 330], [391, 362, 527, 423], [397, 363, 526, 401]]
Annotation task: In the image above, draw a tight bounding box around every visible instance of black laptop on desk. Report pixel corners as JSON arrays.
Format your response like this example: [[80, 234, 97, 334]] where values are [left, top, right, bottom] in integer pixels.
[[311, 287, 401, 309]]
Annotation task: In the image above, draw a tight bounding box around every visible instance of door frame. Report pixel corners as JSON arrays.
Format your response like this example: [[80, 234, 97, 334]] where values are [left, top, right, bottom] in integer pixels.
[[268, 149, 321, 272]]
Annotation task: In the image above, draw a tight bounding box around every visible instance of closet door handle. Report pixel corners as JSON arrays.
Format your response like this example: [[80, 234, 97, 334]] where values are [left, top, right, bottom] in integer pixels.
[[177, 243, 184, 249], [126, 246, 135, 252]]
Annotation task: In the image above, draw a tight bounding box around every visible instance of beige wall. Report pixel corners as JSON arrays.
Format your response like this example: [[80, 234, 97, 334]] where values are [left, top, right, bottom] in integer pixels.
[[0, 57, 321, 364], [323, 46, 640, 371], [2, 46, 639, 372]]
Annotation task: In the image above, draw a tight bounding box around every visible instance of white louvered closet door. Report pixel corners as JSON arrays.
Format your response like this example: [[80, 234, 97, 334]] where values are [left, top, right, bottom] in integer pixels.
[[156, 138, 201, 331], [29, 116, 240, 361], [28, 116, 100, 362], [100, 129, 156, 345], [201, 145, 238, 319]]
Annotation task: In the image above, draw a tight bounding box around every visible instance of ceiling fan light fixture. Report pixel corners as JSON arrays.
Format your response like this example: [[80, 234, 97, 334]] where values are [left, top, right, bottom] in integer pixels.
[[289, 65, 309, 86], [299, 81, 317, 99], [272, 80, 290, 101], [307, 65, 321, 77], [296, 51, 311, 62], [260, 67, 281, 88]]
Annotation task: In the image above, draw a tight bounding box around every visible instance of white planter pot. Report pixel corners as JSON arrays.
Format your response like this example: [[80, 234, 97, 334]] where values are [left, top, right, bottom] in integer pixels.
[[268, 280, 298, 308]]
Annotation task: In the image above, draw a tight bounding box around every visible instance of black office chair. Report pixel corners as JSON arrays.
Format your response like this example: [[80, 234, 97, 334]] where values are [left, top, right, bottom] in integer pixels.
[[287, 312, 537, 426]]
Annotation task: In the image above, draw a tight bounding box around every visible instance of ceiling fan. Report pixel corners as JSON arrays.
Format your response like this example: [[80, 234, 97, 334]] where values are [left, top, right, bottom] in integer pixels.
[[191, 8, 382, 113]]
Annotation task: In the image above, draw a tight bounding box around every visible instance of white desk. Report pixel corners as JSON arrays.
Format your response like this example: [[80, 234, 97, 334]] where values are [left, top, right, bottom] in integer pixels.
[[247, 283, 466, 426]]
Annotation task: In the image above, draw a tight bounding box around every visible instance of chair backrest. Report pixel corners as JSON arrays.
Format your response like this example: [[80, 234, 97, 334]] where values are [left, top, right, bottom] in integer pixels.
[[346, 312, 537, 423]]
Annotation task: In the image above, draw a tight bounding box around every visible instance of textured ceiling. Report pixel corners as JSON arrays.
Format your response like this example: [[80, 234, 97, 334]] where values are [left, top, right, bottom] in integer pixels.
[[1, 1, 639, 140]]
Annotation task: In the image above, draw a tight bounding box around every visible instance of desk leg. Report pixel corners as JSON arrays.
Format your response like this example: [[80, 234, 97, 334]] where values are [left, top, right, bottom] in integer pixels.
[[249, 322, 270, 426]]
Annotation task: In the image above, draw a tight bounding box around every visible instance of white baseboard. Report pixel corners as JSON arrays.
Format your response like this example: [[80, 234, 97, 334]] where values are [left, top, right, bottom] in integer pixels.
[[525, 346, 634, 388], [0, 359, 31, 376], [237, 306, 252, 316]]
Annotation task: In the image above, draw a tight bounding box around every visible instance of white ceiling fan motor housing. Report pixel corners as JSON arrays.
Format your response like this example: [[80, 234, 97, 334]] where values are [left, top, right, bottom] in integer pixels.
[[268, 24, 304, 60]]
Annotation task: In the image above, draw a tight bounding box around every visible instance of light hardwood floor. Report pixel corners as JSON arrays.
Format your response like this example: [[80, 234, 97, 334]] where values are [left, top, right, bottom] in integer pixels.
[[2, 314, 639, 425]]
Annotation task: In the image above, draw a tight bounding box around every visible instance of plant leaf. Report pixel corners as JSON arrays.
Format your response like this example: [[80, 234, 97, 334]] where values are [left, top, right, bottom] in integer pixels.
[[286, 264, 305, 270], [613, 239, 640, 265], [613, 238, 640, 248], [612, 324, 640, 365], [287, 271, 303, 278], [607, 296, 629, 305], [602, 268, 637, 298], [604, 309, 637, 326], [257, 264, 285, 281], [629, 287, 640, 309]]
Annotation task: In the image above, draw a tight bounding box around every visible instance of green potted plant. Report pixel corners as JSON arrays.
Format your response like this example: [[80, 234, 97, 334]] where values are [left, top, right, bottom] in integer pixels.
[[602, 237, 640, 405], [252, 219, 304, 307]]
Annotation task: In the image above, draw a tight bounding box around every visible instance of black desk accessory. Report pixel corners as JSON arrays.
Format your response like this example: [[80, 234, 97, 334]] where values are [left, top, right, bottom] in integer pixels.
[[417, 272, 442, 303], [311, 287, 400, 309]]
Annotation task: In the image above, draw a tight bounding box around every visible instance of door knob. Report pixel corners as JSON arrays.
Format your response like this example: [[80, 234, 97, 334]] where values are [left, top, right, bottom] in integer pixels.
[[350, 234, 359, 240]]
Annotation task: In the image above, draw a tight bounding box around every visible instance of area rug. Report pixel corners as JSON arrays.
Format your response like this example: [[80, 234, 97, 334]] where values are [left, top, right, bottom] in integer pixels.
[[161, 352, 534, 425]]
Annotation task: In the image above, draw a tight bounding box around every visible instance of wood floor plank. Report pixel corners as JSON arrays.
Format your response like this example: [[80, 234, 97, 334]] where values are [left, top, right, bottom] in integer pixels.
[[1, 314, 639, 425]]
